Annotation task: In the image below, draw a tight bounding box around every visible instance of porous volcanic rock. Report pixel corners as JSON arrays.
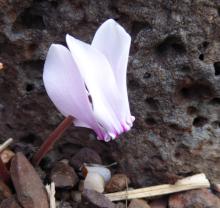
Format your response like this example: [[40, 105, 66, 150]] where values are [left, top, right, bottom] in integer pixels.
[[1, 0, 220, 186]]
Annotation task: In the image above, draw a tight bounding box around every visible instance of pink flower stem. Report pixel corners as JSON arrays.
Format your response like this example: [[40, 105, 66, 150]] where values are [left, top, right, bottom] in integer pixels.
[[32, 115, 73, 166], [0, 157, 10, 184]]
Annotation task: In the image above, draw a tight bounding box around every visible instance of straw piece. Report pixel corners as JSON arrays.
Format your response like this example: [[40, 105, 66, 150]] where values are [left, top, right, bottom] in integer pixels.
[[0, 138, 13, 153], [105, 173, 210, 201]]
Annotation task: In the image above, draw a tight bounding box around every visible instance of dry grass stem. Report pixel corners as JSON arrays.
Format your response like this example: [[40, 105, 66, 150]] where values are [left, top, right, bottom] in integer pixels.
[[105, 173, 210, 201], [46, 182, 56, 208], [0, 138, 13, 153]]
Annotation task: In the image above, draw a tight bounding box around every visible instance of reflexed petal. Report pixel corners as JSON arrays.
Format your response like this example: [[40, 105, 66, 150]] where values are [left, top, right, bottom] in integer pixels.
[[66, 34, 124, 135], [92, 19, 132, 123], [43, 44, 103, 138]]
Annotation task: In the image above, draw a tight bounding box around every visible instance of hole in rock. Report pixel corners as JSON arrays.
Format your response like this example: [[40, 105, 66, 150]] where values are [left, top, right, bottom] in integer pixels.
[[193, 116, 208, 127], [20, 133, 38, 144], [214, 62, 220, 76], [128, 79, 140, 90], [145, 117, 157, 125], [181, 66, 191, 73], [131, 21, 152, 37], [26, 83, 35, 92], [13, 7, 45, 30], [212, 121, 220, 129], [199, 54, 204, 61], [187, 106, 198, 115], [180, 83, 214, 100], [156, 36, 186, 54], [218, 7, 220, 16], [145, 97, 159, 110], [169, 124, 180, 130], [143, 72, 151, 79], [209, 98, 220, 105], [51, 1, 58, 8], [22, 60, 44, 70], [202, 41, 209, 48], [177, 171, 194, 177]]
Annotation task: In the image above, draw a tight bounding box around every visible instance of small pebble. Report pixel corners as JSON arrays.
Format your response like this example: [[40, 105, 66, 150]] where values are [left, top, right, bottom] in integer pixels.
[[212, 183, 220, 193], [105, 174, 130, 193], [128, 199, 151, 208], [0, 149, 15, 164], [51, 161, 79, 188], [116, 202, 126, 208], [71, 191, 82, 203], [78, 180, 84, 192], [84, 172, 105, 193], [149, 198, 167, 208], [82, 189, 116, 208], [169, 189, 220, 208]]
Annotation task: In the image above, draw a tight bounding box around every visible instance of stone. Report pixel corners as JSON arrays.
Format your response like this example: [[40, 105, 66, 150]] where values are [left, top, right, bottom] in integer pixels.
[[212, 183, 220, 193], [70, 148, 102, 170], [1, 0, 220, 187], [149, 198, 167, 208], [81, 189, 116, 208], [128, 199, 151, 208], [55, 189, 71, 201], [71, 191, 82, 203], [56, 201, 73, 208], [0, 149, 15, 164], [10, 152, 49, 208], [169, 189, 220, 208], [78, 180, 85, 192], [0, 196, 22, 208], [105, 174, 130, 193], [50, 161, 79, 188], [115, 202, 126, 208]]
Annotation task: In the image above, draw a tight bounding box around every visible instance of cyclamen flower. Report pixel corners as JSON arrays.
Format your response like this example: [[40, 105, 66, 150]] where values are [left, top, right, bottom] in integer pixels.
[[43, 19, 135, 142]]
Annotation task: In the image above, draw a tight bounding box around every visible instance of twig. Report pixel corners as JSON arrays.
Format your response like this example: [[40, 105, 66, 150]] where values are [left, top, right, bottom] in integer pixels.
[[32, 116, 73, 166], [105, 173, 210, 201], [46, 182, 56, 208], [0, 138, 13, 153]]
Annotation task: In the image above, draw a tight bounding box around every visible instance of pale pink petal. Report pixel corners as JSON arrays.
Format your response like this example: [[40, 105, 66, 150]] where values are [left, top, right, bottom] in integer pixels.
[[43, 44, 103, 138], [92, 19, 133, 124], [66, 34, 123, 136]]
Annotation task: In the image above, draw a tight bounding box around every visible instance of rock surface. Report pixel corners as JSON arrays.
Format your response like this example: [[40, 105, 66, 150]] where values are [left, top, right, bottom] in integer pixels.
[[169, 189, 220, 208], [70, 148, 102, 170], [81, 189, 116, 208], [10, 152, 49, 208], [50, 161, 79, 188], [1, 0, 220, 186]]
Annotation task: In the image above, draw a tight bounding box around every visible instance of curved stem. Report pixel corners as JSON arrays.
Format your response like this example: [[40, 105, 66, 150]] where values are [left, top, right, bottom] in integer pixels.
[[32, 116, 73, 166]]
